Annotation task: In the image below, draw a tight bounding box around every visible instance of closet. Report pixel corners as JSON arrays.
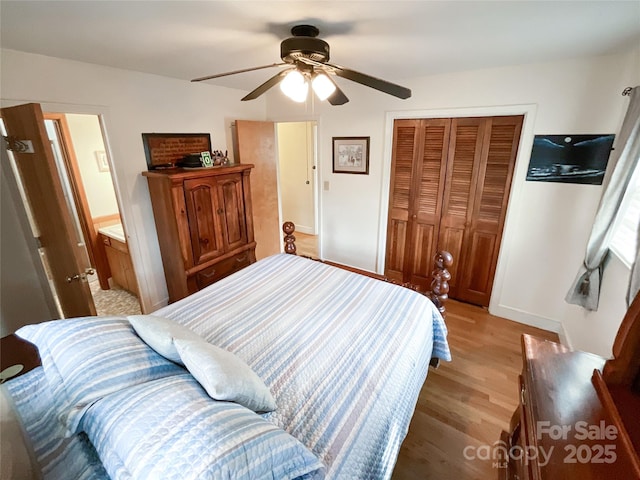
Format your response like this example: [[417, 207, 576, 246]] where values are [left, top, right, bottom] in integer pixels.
[[385, 115, 523, 307]]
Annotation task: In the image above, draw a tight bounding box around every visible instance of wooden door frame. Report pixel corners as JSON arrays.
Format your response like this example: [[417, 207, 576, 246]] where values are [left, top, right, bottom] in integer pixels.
[[274, 120, 319, 237], [379, 103, 537, 312], [43, 113, 112, 290], [1, 99, 150, 313]]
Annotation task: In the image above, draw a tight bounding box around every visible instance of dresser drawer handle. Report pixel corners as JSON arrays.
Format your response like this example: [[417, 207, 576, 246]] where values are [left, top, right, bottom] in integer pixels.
[[200, 269, 216, 278], [235, 255, 247, 263]]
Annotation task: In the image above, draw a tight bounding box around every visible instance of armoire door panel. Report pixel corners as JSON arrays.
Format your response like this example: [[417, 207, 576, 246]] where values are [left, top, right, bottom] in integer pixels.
[[217, 174, 248, 251], [172, 185, 194, 268], [184, 179, 224, 265]]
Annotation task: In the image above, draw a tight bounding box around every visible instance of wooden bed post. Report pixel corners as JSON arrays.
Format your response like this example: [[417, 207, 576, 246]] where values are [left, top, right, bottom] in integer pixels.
[[427, 251, 453, 316], [282, 221, 297, 255]]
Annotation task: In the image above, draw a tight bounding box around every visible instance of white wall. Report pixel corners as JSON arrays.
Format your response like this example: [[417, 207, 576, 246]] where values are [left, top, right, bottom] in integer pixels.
[[65, 114, 119, 218], [267, 49, 640, 357], [1, 49, 266, 313]]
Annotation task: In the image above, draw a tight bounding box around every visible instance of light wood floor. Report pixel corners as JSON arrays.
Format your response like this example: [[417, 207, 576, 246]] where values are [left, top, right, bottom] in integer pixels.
[[392, 299, 559, 480], [293, 232, 319, 258]]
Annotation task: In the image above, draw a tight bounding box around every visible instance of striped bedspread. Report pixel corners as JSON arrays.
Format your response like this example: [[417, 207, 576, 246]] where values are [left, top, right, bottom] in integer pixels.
[[153, 254, 450, 478], [9, 253, 450, 479]]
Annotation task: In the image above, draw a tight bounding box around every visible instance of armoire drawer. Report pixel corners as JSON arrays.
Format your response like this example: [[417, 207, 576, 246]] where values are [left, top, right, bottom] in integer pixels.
[[194, 251, 252, 290]]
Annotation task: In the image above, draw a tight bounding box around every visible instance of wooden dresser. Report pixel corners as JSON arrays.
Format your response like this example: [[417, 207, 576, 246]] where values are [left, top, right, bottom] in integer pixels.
[[501, 295, 640, 479], [143, 164, 256, 303]]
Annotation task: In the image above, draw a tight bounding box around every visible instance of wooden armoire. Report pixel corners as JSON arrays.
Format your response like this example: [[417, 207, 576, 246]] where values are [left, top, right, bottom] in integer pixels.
[[385, 115, 523, 307], [143, 164, 256, 303]]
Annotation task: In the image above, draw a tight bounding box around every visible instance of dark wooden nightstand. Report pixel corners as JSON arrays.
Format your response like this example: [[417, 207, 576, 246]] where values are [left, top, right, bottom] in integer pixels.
[[0, 334, 41, 383]]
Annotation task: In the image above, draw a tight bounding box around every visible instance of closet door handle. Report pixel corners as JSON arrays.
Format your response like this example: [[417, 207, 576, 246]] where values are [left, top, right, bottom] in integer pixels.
[[412, 214, 417, 219]]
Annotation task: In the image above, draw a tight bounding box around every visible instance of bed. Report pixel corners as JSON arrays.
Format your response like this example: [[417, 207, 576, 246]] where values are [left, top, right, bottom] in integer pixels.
[[2, 230, 452, 480]]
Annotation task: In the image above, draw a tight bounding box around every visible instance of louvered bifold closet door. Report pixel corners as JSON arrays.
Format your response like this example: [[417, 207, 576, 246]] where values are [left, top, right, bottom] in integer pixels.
[[456, 115, 523, 306], [385, 119, 449, 286], [406, 119, 450, 290], [385, 119, 420, 283], [437, 118, 487, 298]]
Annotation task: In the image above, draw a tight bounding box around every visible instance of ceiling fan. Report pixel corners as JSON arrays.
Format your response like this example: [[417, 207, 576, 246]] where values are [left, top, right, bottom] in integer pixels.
[[191, 25, 412, 105]]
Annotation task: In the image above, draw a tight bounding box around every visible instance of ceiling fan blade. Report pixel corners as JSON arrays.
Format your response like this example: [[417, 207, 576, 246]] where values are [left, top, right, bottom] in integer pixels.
[[191, 63, 286, 82], [326, 63, 411, 99], [241, 69, 291, 101], [326, 79, 349, 106]]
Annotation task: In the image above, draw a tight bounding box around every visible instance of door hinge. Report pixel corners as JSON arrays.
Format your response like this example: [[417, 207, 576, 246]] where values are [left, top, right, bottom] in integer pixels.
[[2, 136, 35, 153]]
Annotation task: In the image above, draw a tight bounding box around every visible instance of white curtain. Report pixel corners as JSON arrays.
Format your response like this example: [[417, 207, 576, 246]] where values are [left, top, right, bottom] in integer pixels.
[[566, 86, 640, 311]]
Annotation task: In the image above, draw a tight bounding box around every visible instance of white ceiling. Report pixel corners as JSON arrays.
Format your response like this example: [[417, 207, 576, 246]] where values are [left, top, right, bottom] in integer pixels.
[[2, 1, 639, 94]]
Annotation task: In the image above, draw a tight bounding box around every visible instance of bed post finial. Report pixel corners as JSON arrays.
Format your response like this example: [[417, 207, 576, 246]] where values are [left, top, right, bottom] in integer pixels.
[[429, 251, 453, 316], [282, 221, 297, 255]]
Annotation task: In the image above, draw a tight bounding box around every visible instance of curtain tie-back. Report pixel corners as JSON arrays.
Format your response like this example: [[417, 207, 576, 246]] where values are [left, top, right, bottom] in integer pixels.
[[579, 275, 591, 296], [578, 266, 596, 296]]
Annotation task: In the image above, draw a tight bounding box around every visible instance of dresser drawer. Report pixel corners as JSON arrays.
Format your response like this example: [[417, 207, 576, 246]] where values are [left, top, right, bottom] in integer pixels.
[[194, 252, 252, 290]]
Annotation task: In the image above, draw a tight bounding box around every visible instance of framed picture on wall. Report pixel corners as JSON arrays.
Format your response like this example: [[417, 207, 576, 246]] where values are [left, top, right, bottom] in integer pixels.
[[332, 137, 370, 174], [526, 134, 615, 185]]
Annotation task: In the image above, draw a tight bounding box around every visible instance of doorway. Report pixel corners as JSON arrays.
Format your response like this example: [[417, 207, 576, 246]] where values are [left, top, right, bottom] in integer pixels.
[[2, 111, 141, 317], [235, 119, 320, 260], [276, 121, 319, 258]]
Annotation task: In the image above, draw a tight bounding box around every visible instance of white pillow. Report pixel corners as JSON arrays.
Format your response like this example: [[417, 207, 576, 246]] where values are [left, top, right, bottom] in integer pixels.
[[174, 339, 276, 413], [127, 315, 202, 365]]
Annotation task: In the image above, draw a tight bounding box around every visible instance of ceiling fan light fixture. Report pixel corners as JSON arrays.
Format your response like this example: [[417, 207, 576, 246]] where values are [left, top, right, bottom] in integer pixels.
[[193, 24, 410, 105], [280, 70, 308, 102], [312, 73, 336, 101]]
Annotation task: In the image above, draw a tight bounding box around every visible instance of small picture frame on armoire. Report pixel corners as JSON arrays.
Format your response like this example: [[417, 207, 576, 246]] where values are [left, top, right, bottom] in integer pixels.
[[200, 151, 214, 167]]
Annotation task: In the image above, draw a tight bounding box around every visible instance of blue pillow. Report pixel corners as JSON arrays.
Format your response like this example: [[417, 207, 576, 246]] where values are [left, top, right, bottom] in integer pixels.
[[77, 374, 325, 479], [41, 317, 184, 434]]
